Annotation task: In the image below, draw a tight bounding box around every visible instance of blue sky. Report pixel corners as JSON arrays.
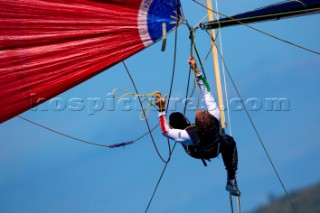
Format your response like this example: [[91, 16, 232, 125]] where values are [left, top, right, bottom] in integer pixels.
[[1, 0, 320, 212]]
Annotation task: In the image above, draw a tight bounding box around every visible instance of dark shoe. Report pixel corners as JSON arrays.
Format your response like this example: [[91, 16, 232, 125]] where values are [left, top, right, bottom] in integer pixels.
[[226, 180, 241, 196]]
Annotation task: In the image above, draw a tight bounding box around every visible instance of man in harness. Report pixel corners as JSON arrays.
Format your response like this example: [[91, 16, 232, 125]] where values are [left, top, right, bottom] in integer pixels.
[[156, 56, 241, 196]]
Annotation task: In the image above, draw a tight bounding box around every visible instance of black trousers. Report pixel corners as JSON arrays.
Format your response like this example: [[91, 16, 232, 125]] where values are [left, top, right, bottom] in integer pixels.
[[169, 112, 238, 179], [219, 134, 238, 179]]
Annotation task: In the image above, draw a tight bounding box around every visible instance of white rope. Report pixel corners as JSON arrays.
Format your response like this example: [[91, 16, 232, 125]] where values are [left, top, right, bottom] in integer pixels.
[[193, 14, 208, 31]]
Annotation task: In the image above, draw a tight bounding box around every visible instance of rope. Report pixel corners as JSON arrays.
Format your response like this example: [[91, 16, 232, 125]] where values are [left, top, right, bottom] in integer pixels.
[[183, 25, 199, 114], [163, 8, 183, 161], [204, 29, 233, 135], [144, 2, 180, 210], [145, 16, 210, 211], [205, 32, 298, 213], [145, 141, 178, 213], [207, 2, 238, 211], [192, 13, 208, 30], [213, 1, 233, 136], [188, 28, 202, 110], [16, 66, 164, 152], [111, 88, 160, 120], [121, 61, 170, 163], [18, 115, 158, 149], [192, 0, 320, 55], [184, 66, 193, 115], [145, 4, 203, 209]]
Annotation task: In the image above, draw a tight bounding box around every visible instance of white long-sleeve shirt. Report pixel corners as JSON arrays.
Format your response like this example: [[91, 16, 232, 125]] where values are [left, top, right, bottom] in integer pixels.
[[159, 72, 220, 146]]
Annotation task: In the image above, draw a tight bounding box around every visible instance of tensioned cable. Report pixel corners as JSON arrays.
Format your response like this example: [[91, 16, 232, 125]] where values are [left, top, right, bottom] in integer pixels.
[[164, 0, 182, 160], [184, 22, 199, 114], [144, 2, 180, 210], [211, 3, 240, 212], [17, 64, 165, 150], [214, 1, 233, 136], [194, 37, 208, 79], [205, 32, 297, 213], [186, 32, 197, 112], [145, 18, 207, 212], [122, 61, 170, 163], [145, 9, 201, 211], [18, 115, 158, 148], [206, 3, 238, 212], [192, 0, 320, 55], [144, 141, 178, 213], [204, 28, 233, 135], [183, 67, 193, 115]]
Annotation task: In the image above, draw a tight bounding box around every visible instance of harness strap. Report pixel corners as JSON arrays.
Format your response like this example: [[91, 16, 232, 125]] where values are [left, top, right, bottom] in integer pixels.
[[185, 126, 222, 166], [201, 159, 207, 166]]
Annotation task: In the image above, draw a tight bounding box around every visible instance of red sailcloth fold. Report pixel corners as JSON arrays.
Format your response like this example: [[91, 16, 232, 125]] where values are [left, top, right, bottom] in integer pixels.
[[0, 0, 183, 123]]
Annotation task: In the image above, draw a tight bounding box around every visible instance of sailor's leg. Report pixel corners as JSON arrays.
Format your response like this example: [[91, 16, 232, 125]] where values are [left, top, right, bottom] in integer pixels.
[[220, 135, 241, 196], [220, 135, 238, 179]]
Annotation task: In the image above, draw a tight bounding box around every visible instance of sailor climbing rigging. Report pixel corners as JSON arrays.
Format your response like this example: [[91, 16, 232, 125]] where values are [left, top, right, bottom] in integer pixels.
[[156, 56, 241, 196]]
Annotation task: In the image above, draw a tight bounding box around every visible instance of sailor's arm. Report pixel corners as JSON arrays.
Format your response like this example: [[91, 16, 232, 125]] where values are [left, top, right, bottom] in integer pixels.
[[155, 94, 192, 145], [196, 73, 220, 121], [188, 57, 220, 121], [158, 111, 192, 144]]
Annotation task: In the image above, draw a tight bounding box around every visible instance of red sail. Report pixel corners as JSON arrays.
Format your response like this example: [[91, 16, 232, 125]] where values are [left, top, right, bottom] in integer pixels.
[[0, 0, 183, 123]]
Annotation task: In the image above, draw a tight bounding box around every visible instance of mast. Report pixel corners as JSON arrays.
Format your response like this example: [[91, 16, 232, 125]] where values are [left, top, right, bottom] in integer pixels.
[[206, 0, 226, 129]]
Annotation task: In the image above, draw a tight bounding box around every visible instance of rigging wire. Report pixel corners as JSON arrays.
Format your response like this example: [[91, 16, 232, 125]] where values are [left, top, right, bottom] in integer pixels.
[[205, 2, 239, 211], [145, 9, 201, 210], [111, 88, 160, 120], [192, 0, 320, 55], [193, 37, 208, 79], [145, 18, 207, 212], [18, 115, 158, 148], [145, 142, 178, 213], [16, 64, 167, 151], [183, 22, 199, 115], [15, 0, 184, 190], [144, 5, 181, 211], [204, 29, 233, 135], [204, 32, 298, 213], [214, 1, 233, 136], [122, 61, 170, 163], [165, 0, 181, 159], [183, 69, 194, 115], [18, 61, 169, 163]]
